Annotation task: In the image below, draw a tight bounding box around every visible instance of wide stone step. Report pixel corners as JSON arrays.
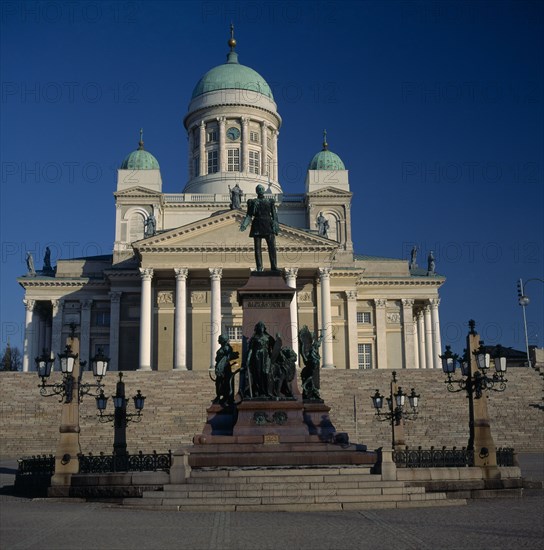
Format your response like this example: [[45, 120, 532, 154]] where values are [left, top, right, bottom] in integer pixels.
[[146, 485, 426, 499], [123, 497, 467, 512]]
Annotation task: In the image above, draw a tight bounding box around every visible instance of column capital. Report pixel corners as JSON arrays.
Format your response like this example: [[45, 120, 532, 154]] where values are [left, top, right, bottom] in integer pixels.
[[199, 120, 205, 128], [284, 267, 298, 279], [174, 267, 189, 281], [51, 299, 64, 313], [139, 267, 154, 281], [402, 298, 415, 307], [430, 298, 441, 308], [81, 299, 93, 310], [216, 116, 226, 125], [23, 299, 35, 311], [260, 120, 267, 128], [423, 304, 431, 313], [209, 267, 223, 280], [345, 290, 358, 301], [374, 298, 387, 308], [241, 116, 249, 126], [109, 291, 122, 303], [318, 267, 332, 280]]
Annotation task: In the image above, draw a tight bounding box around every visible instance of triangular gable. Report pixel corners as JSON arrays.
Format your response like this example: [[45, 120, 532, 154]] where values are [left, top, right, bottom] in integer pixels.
[[133, 210, 338, 251], [307, 187, 352, 198], [114, 186, 162, 198]]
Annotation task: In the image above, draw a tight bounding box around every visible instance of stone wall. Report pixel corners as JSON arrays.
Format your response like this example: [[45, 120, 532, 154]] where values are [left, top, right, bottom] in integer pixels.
[[0, 368, 542, 458]]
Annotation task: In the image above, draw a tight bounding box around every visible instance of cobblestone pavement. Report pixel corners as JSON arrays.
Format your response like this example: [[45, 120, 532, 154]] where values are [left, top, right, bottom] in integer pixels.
[[1, 456, 543, 550]]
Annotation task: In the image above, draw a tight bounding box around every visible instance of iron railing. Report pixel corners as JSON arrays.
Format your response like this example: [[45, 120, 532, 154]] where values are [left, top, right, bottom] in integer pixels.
[[78, 450, 172, 474], [17, 454, 55, 476], [393, 446, 474, 468], [496, 447, 515, 466]]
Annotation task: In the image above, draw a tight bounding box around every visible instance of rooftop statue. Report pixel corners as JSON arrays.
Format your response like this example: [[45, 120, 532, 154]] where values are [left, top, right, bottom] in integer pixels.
[[427, 250, 436, 275], [240, 184, 279, 271], [229, 183, 243, 210], [25, 252, 35, 276]]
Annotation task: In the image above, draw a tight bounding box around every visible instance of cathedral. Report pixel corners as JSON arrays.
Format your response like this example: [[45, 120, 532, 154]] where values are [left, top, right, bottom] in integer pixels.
[[18, 31, 444, 374]]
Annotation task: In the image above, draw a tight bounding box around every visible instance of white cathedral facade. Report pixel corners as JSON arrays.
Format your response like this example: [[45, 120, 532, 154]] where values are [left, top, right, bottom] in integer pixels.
[[18, 33, 444, 374]]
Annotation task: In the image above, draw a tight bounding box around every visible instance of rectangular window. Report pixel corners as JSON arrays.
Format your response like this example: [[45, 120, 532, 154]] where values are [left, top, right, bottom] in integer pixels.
[[193, 155, 200, 177], [93, 311, 110, 327], [207, 150, 218, 173], [358, 344, 372, 369], [357, 312, 371, 324], [227, 149, 240, 172], [249, 150, 260, 174], [207, 131, 217, 143], [250, 131, 259, 143], [226, 326, 243, 341]]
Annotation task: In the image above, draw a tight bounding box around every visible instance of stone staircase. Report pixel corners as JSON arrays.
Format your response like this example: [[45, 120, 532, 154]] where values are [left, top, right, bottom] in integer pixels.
[[123, 466, 467, 512]]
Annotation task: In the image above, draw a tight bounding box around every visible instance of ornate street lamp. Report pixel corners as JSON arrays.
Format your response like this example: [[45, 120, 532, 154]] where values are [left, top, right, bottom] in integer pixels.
[[440, 320, 509, 468], [37, 344, 108, 403], [371, 371, 420, 450]]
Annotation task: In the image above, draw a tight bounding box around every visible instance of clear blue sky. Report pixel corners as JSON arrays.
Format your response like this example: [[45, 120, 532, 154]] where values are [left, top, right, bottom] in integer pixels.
[[1, 0, 543, 354]]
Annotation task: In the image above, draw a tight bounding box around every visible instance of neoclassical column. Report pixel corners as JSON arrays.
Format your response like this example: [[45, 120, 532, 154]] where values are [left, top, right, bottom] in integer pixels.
[[139, 268, 154, 371], [260, 121, 267, 175], [187, 126, 194, 179], [401, 299, 416, 369], [80, 299, 92, 368], [374, 299, 388, 369], [319, 267, 334, 369], [241, 117, 249, 172], [417, 310, 427, 369], [345, 290, 358, 369], [413, 314, 420, 370], [51, 299, 64, 367], [174, 268, 189, 370], [22, 299, 35, 372], [217, 116, 226, 172], [109, 291, 122, 371], [423, 303, 434, 369], [430, 298, 442, 370], [284, 268, 298, 362], [199, 120, 206, 176], [209, 268, 223, 370], [272, 129, 279, 180]]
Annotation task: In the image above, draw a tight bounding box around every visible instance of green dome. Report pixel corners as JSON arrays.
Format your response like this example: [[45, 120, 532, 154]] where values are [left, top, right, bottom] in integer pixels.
[[309, 148, 346, 171], [191, 51, 274, 100], [120, 133, 159, 170]]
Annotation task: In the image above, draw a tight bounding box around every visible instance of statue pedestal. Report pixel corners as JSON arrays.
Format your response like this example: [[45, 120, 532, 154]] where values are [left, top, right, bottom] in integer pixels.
[[190, 271, 374, 468], [237, 271, 295, 351]]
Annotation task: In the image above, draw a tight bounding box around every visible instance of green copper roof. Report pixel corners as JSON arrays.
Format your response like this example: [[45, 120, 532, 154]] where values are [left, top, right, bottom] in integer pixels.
[[309, 130, 346, 170], [120, 130, 160, 170], [191, 51, 274, 100]]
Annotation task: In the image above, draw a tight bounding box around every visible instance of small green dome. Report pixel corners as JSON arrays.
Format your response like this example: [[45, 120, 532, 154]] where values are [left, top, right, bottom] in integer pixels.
[[120, 131, 160, 170], [191, 51, 274, 100], [309, 132, 345, 170]]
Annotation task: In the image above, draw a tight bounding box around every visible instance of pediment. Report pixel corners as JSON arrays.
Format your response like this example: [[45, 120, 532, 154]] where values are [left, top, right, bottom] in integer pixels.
[[134, 210, 338, 252], [307, 187, 352, 198], [114, 186, 162, 198]]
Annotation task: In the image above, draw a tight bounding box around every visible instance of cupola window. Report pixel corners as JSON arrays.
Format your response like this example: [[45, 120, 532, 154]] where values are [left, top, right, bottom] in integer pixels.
[[227, 149, 240, 172], [250, 131, 259, 143], [249, 150, 260, 174], [207, 150, 218, 174]]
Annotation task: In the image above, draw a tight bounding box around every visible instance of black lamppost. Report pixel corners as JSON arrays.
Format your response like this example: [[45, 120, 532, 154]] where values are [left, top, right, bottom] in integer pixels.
[[371, 371, 420, 450], [95, 372, 145, 458], [440, 320, 509, 468]]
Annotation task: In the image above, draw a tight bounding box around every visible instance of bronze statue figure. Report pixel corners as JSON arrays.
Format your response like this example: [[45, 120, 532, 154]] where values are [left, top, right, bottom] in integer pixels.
[[241, 322, 296, 400], [210, 335, 239, 404], [240, 184, 279, 271], [299, 325, 324, 401], [427, 250, 435, 275]]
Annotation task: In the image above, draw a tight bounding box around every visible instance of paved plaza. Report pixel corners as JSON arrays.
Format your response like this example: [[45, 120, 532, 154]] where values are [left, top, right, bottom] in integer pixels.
[[1, 455, 543, 550]]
